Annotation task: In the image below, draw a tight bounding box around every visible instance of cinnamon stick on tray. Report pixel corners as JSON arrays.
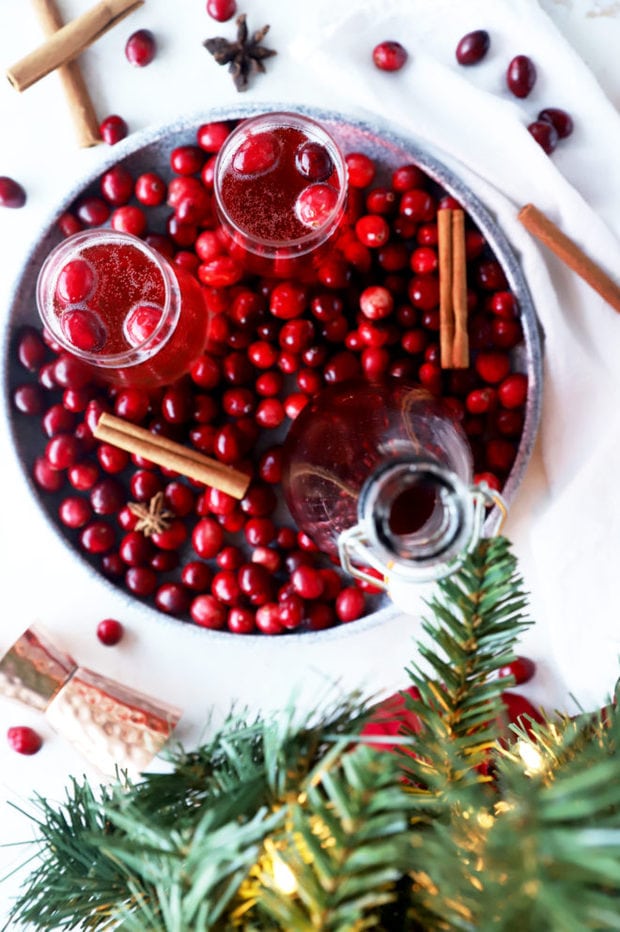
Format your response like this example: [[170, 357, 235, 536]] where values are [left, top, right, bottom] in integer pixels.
[[438, 207, 470, 369], [30, 0, 101, 147], [7, 0, 144, 93], [518, 203, 620, 315], [93, 413, 251, 500]]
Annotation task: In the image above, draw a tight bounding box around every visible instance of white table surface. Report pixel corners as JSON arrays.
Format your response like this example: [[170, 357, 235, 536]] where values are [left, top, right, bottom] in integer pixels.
[[1, 0, 619, 924]]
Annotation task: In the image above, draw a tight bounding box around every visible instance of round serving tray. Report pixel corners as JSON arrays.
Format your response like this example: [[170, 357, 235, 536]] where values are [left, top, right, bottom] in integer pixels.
[[2, 102, 543, 641]]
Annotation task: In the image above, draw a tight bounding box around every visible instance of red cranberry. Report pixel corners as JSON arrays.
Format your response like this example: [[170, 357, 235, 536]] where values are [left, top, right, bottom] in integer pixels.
[[58, 211, 83, 236], [58, 495, 92, 528], [119, 530, 154, 566], [45, 433, 81, 470], [307, 602, 336, 631], [135, 172, 167, 206], [345, 152, 376, 188], [155, 582, 191, 615], [80, 521, 116, 554], [17, 327, 47, 370], [455, 30, 490, 65], [125, 566, 157, 596], [125, 29, 156, 66], [372, 40, 408, 72], [335, 586, 366, 622], [151, 519, 188, 551], [498, 372, 528, 408], [33, 455, 65, 492], [192, 516, 224, 558], [475, 351, 511, 384], [206, 0, 237, 22], [400, 189, 435, 222], [99, 114, 128, 145], [197, 121, 231, 151], [76, 196, 110, 227], [506, 55, 536, 98], [7, 726, 42, 755], [60, 308, 106, 353], [13, 383, 44, 415], [295, 141, 334, 182], [170, 145, 205, 176], [498, 655, 537, 685], [355, 214, 390, 248], [538, 107, 573, 139], [291, 565, 324, 599], [255, 603, 284, 635], [164, 481, 195, 516], [111, 205, 147, 236], [96, 618, 124, 645], [359, 285, 394, 320], [181, 560, 213, 591], [0, 176, 26, 208], [100, 165, 134, 205], [97, 443, 130, 474], [528, 120, 559, 155]]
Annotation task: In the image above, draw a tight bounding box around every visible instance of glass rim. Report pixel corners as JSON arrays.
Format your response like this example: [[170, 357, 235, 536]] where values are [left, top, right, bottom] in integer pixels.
[[213, 110, 348, 255], [36, 229, 181, 369]]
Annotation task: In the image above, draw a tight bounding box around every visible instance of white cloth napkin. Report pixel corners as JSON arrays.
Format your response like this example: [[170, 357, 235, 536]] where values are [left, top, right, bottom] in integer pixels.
[[289, 0, 620, 709]]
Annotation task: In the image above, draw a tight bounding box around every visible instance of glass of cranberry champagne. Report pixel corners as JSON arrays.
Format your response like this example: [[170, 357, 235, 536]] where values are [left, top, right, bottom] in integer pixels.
[[36, 229, 210, 388], [213, 111, 348, 280]]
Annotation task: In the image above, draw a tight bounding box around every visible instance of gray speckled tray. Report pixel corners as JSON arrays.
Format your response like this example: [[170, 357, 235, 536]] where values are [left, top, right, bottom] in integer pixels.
[[2, 103, 542, 641]]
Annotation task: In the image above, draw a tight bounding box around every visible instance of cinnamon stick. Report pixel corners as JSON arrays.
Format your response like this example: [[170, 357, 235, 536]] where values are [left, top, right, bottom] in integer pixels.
[[518, 203, 620, 314], [93, 413, 251, 500], [31, 0, 101, 147], [451, 209, 470, 369], [7, 0, 144, 93], [438, 208, 454, 369]]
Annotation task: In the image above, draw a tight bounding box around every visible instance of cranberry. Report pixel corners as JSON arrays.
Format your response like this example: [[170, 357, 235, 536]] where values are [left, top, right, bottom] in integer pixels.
[[292, 143, 333, 185], [237, 563, 274, 605], [45, 433, 81, 470], [58, 495, 92, 528], [355, 214, 390, 247], [244, 517, 276, 546], [307, 602, 336, 631], [192, 516, 224, 558], [528, 120, 559, 155], [96, 618, 124, 645], [68, 461, 99, 491], [198, 255, 243, 286], [538, 107, 573, 139], [372, 40, 408, 72], [135, 172, 167, 206], [60, 308, 106, 353], [33, 455, 65, 492], [335, 586, 366, 622], [181, 560, 213, 591], [455, 30, 490, 65], [80, 521, 116, 554], [100, 165, 134, 205], [119, 530, 154, 566], [291, 565, 324, 599], [270, 281, 307, 320], [17, 327, 47, 370], [13, 383, 44, 415], [197, 121, 231, 151], [400, 189, 435, 222], [170, 145, 205, 176], [295, 183, 339, 229], [345, 152, 376, 188], [7, 726, 42, 755], [97, 443, 130, 474], [155, 582, 191, 615], [506, 55, 536, 98], [99, 114, 128, 145], [360, 285, 394, 320], [126, 566, 157, 596], [255, 603, 284, 635], [475, 351, 511, 384], [151, 519, 188, 551], [232, 132, 280, 175], [498, 372, 528, 408], [125, 28, 156, 66], [58, 211, 83, 237], [0, 176, 26, 208], [111, 205, 147, 236], [76, 196, 110, 227], [323, 350, 361, 384], [498, 655, 537, 685], [206, 0, 237, 21], [164, 481, 195, 515]]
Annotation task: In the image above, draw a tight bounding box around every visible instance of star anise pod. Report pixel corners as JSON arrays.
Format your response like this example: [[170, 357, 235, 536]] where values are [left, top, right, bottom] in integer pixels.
[[203, 13, 276, 92], [128, 492, 173, 538]]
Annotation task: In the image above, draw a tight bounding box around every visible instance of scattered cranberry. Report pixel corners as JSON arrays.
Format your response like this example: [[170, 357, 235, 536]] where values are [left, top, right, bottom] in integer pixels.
[[232, 133, 280, 175], [372, 40, 408, 72], [0, 176, 26, 208], [125, 29, 156, 67], [538, 107, 573, 139], [455, 29, 490, 66], [206, 0, 237, 21], [528, 120, 559, 155], [295, 141, 334, 182], [295, 183, 339, 229], [7, 726, 42, 755], [506, 55, 536, 99], [99, 114, 129, 145], [96, 618, 124, 645]]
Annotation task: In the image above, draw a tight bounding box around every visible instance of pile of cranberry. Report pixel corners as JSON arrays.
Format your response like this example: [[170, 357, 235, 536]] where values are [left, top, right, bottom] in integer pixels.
[[11, 117, 529, 636]]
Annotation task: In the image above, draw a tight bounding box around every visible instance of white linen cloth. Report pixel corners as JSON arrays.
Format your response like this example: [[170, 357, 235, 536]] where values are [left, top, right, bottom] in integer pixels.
[[290, 0, 620, 709]]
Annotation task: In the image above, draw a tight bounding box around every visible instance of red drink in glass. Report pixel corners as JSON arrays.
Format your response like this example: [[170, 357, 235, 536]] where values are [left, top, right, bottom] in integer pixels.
[[37, 230, 209, 388], [214, 111, 347, 279]]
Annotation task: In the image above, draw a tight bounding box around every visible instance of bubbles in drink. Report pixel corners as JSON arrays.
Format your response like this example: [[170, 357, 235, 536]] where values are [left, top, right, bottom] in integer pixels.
[[60, 306, 107, 352], [295, 140, 334, 182], [123, 302, 164, 347], [294, 183, 340, 229], [56, 257, 97, 305], [232, 132, 281, 176]]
